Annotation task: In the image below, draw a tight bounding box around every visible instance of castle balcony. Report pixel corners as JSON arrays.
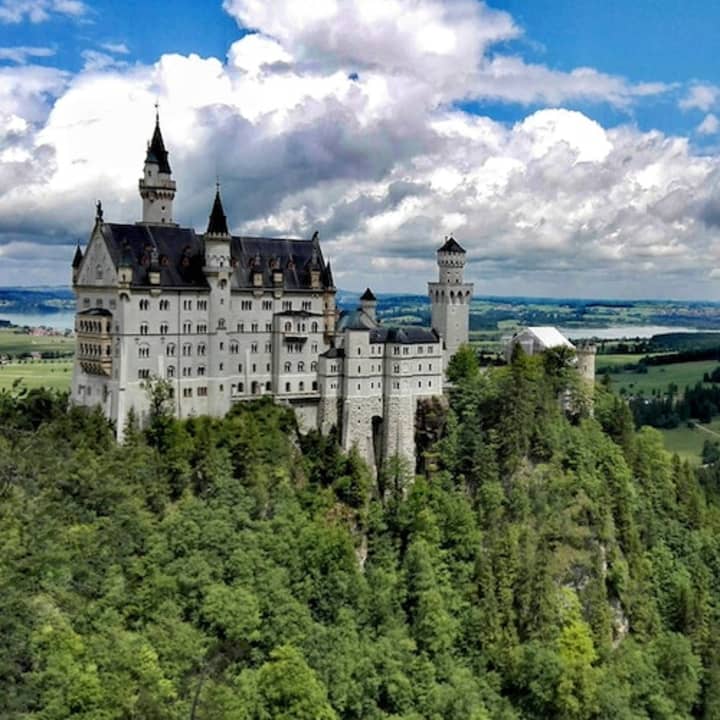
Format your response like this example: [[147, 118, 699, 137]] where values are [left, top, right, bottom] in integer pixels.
[[75, 308, 113, 376]]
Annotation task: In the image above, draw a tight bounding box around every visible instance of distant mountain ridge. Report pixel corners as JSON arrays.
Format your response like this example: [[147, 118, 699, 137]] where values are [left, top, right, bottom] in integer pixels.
[[0, 287, 75, 314]]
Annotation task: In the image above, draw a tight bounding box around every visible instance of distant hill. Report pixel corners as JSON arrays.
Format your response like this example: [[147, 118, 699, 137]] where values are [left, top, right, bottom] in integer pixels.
[[0, 287, 74, 315]]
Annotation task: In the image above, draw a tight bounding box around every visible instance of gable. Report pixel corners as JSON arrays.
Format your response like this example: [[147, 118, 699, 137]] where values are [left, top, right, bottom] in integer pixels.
[[76, 226, 118, 287]]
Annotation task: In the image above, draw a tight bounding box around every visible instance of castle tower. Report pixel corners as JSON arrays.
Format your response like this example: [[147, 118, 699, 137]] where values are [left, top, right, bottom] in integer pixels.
[[138, 110, 176, 225], [575, 342, 597, 385], [360, 288, 377, 321], [204, 186, 232, 416], [428, 236, 473, 362]]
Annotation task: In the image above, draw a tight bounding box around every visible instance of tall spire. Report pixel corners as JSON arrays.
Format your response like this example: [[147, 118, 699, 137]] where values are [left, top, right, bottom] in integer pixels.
[[145, 107, 171, 174], [206, 185, 229, 236], [139, 106, 176, 225]]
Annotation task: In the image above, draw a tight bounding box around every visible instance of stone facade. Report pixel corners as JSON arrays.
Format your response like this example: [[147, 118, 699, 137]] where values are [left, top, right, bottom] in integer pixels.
[[428, 236, 473, 364], [71, 115, 467, 472]]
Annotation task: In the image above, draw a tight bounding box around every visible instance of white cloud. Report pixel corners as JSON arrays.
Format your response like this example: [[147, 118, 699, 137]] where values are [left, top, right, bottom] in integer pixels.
[[0, 45, 54, 63], [100, 42, 130, 55], [680, 83, 719, 112], [0, 0, 87, 23], [0, 0, 716, 298], [697, 113, 719, 135], [80, 50, 127, 72]]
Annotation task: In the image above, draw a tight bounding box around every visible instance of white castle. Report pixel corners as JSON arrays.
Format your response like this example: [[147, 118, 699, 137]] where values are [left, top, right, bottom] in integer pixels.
[[70, 115, 472, 471]]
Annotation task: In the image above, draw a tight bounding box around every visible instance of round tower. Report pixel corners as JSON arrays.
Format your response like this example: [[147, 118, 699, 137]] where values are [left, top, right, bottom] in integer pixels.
[[428, 236, 473, 362], [138, 110, 176, 225]]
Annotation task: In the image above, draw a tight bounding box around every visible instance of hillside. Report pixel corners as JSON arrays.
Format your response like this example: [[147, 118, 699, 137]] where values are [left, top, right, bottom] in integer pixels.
[[1, 351, 720, 719]]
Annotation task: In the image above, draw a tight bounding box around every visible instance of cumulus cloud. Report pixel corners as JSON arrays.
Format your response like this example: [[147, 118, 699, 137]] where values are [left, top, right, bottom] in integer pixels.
[[0, 0, 717, 297], [0, 0, 87, 23], [680, 83, 720, 112], [0, 45, 54, 63], [697, 113, 719, 135], [99, 42, 130, 55]]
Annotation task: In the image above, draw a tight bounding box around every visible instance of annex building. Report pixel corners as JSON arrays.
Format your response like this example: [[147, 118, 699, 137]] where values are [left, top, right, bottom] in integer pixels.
[[71, 114, 473, 471]]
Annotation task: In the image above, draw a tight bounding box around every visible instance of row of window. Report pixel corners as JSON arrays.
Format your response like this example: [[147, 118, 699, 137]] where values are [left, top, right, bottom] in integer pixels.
[[283, 321, 319, 333], [283, 361, 318, 373], [78, 320, 111, 334], [79, 343, 111, 357], [139, 299, 209, 312], [82, 298, 116, 309]]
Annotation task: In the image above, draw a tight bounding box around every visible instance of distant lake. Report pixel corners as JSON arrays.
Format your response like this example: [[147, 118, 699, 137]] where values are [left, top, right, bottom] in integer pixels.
[[560, 325, 719, 340], [0, 311, 75, 331]]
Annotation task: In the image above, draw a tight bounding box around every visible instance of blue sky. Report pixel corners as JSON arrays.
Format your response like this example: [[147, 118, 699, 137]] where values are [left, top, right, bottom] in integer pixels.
[[2, 0, 720, 298]]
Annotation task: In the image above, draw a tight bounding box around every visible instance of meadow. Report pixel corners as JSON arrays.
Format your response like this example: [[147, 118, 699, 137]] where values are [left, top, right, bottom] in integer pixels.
[[0, 328, 74, 356], [598, 357, 719, 397], [658, 418, 720, 464], [0, 360, 73, 392]]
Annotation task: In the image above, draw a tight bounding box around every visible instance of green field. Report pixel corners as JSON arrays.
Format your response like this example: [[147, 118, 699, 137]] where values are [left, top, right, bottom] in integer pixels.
[[0, 360, 73, 392], [599, 359, 719, 396], [659, 419, 720, 464], [595, 353, 664, 370], [0, 328, 74, 357]]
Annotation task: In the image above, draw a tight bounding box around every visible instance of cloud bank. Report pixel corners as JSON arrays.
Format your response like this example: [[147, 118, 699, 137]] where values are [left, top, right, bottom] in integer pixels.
[[1, 0, 719, 299]]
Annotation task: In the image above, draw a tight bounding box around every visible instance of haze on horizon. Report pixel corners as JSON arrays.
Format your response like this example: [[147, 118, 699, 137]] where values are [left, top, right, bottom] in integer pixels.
[[2, 0, 720, 301]]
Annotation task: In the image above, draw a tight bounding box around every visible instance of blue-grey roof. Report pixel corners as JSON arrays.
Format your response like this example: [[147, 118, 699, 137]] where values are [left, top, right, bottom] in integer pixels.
[[336, 308, 378, 331], [97, 223, 334, 292], [370, 326, 439, 344]]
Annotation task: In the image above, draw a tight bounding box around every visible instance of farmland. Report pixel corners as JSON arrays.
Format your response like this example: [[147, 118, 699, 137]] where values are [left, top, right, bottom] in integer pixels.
[[0, 360, 73, 392]]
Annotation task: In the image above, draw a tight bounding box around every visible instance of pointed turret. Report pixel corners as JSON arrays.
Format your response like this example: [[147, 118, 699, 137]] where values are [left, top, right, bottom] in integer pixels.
[[360, 287, 377, 321], [71, 242, 83, 285], [72, 243, 83, 269], [145, 113, 171, 174], [138, 108, 176, 225], [206, 188, 229, 236]]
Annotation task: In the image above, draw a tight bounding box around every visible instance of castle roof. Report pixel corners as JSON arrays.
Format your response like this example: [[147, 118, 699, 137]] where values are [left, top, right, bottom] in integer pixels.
[[360, 287, 376, 301], [336, 308, 378, 331], [369, 326, 439, 345], [72, 244, 83, 268], [518, 326, 574, 350], [145, 115, 171, 174], [206, 189, 229, 236], [437, 236, 466, 254], [98, 222, 333, 292]]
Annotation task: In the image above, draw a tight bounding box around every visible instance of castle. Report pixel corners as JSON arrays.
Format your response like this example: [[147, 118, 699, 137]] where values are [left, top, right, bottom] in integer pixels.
[[70, 114, 472, 471]]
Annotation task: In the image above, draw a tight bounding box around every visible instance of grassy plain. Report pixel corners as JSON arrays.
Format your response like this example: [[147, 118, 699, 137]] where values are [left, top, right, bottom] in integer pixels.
[[599, 359, 718, 397], [659, 419, 720, 464], [0, 328, 74, 356], [0, 360, 73, 391]]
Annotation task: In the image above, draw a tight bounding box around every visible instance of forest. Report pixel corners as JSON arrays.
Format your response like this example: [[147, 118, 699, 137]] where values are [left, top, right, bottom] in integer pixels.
[[1, 346, 720, 719]]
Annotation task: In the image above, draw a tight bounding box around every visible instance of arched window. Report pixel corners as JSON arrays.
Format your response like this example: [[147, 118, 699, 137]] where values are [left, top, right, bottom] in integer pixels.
[[311, 361, 317, 372], [298, 361, 305, 372], [139, 322, 148, 335], [230, 341, 239, 354], [182, 343, 192, 356], [311, 321, 318, 333], [167, 365, 175, 378], [197, 343, 206, 356], [166, 343, 176, 356], [284, 321, 292, 332], [284, 361, 291, 372], [160, 322, 168, 335]]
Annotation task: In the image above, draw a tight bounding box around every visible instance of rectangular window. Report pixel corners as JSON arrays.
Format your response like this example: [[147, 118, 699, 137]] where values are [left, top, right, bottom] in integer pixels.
[[265, 322, 272, 332], [251, 323, 258, 332], [282, 300, 292, 311], [197, 387, 208, 396], [183, 388, 192, 397], [241, 300, 252, 310], [302, 301, 311, 311], [138, 368, 150, 379], [262, 300, 272, 311]]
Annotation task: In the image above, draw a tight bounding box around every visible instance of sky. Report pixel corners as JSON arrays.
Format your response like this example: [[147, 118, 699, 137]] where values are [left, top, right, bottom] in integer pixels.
[[2, 1, 720, 299]]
